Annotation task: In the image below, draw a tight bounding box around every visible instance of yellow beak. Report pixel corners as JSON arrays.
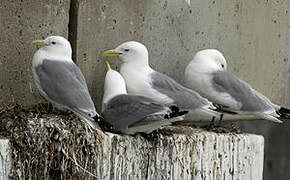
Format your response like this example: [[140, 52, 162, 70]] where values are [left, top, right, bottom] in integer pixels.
[[105, 61, 111, 71], [103, 49, 122, 57], [32, 40, 48, 47]]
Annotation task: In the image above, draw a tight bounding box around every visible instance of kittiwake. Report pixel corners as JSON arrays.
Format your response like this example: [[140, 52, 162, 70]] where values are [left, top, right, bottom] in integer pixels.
[[184, 49, 290, 123], [32, 36, 101, 130], [100, 61, 187, 135], [103, 41, 222, 123]]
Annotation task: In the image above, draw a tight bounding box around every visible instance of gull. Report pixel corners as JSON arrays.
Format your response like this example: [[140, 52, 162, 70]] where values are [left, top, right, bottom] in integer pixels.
[[184, 49, 290, 123], [100, 61, 187, 135], [32, 36, 101, 130], [103, 41, 222, 123]]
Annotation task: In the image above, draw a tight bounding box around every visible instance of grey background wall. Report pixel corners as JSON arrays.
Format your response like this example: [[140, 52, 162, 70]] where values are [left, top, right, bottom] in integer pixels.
[[0, 0, 70, 105], [0, 0, 289, 179]]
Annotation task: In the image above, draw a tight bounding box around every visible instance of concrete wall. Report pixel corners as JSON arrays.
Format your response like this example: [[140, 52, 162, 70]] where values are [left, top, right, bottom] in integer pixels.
[[0, 139, 11, 179], [0, 0, 70, 105], [0, 0, 289, 179]]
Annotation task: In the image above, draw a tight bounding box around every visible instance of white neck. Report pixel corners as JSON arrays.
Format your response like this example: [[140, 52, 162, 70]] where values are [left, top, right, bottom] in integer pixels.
[[32, 48, 73, 67], [120, 53, 153, 75], [187, 57, 221, 74], [102, 69, 127, 111]]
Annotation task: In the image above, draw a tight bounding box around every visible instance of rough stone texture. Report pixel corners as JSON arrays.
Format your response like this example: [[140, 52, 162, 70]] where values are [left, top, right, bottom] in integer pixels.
[[74, 1, 289, 179], [100, 127, 264, 180], [0, 139, 11, 179], [142, 127, 264, 180], [1, 0, 289, 179], [1, 125, 264, 180], [0, 104, 264, 179], [0, 0, 70, 105], [74, 0, 141, 111], [74, 0, 289, 111]]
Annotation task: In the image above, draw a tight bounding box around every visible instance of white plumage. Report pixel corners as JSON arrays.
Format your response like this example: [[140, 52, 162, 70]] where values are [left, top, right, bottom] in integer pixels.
[[184, 49, 289, 123], [104, 41, 220, 123], [32, 36, 101, 130], [101, 61, 186, 134]]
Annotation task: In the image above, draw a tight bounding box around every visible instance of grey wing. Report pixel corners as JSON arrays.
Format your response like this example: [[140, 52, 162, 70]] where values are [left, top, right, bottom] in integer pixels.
[[35, 59, 97, 118], [212, 71, 274, 112], [150, 71, 211, 110], [101, 94, 167, 131]]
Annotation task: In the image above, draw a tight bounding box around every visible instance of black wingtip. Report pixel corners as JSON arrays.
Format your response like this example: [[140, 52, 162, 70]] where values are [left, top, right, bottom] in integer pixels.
[[93, 115, 113, 132], [165, 105, 188, 119], [280, 107, 290, 114], [277, 107, 290, 120], [212, 103, 237, 115]]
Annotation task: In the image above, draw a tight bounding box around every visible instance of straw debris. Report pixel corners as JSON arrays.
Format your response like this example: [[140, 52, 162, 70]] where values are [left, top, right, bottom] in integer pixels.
[[0, 103, 103, 179]]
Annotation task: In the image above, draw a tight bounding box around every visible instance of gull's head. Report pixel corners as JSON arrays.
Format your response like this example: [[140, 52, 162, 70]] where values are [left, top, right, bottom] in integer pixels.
[[102, 61, 127, 111], [103, 41, 149, 65], [191, 49, 227, 72], [32, 36, 72, 58]]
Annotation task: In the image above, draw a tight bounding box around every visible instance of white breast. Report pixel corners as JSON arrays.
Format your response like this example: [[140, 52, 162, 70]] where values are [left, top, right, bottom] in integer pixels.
[[120, 64, 173, 104]]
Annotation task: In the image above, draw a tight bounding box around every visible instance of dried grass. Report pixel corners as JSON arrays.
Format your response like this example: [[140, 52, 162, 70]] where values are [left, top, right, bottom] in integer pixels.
[[0, 103, 103, 179]]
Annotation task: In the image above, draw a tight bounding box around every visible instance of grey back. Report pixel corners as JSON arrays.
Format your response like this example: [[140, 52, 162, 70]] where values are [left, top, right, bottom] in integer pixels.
[[35, 59, 97, 117], [212, 71, 273, 112], [102, 94, 167, 131], [151, 71, 210, 110]]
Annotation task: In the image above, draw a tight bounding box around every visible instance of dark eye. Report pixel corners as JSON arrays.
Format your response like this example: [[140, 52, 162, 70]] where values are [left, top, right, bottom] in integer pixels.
[[52, 41, 56, 45], [124, 49, 129, 52], [221, 64, 224, 68]]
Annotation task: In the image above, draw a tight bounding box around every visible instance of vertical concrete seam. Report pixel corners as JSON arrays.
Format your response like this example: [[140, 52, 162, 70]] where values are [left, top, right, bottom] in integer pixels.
[[68, 0, 78, 63], [109, 136, 117, 180], [145, 150, 150, 180]]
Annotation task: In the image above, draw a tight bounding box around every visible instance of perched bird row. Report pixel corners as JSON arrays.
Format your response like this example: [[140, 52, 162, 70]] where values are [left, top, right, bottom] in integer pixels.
[[31, 36, 290, 135]]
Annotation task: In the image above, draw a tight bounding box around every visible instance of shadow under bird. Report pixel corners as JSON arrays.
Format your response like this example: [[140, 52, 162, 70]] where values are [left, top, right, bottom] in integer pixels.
[[103, 41, 226, 123], [184, 49, 290, 123], [32, 36, 101, 130], [100, 61, 187, 135]]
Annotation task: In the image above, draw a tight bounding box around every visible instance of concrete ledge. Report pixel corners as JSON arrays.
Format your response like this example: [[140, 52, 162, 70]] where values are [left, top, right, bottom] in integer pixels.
[[0, 112, 264, 179], [0, 139, 11, 179], [100, 127, 264, 180], [0, 105, 264, 179]]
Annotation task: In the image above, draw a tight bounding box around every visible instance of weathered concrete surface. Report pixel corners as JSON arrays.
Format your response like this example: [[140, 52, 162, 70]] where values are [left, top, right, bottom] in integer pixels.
[[0, 0, 289, 179], [142, 127, 264, 180], [134, 0, 290, 102], [3, 125, 264, 180], [0, 1, 70, 105], [0, 139, 11, 179], [74, 0, 142, 111], [74, 0, 289, 111], [0, 104, 261, 179], [98, 127, 264, 180], [74, 1, 289, 179]]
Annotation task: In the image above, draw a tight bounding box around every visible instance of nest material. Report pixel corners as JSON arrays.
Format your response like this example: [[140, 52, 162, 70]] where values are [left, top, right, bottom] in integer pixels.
[[0, 103, 103, 179], [0, 103, 241, 179]]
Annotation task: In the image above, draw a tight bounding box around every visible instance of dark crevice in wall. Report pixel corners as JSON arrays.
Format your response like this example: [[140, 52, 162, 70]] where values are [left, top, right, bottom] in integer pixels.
[[68, 0, 78, 63]]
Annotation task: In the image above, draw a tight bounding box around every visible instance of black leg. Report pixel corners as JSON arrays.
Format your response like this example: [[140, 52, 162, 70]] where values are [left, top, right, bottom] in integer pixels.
[[210, 116, 215, 127], [218, 114, 224, 125], [48, 103, 53, 112]]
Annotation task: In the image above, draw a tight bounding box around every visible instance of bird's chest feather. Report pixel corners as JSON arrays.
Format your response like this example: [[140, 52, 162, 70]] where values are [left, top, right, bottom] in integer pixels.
[[188, 72, 212, 94], [120, 66, 151, 94], [120, 66, 173, 104]]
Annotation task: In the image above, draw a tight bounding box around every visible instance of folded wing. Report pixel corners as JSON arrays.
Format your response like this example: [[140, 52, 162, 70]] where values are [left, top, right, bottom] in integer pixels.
[[35, 59, 97, 119]]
